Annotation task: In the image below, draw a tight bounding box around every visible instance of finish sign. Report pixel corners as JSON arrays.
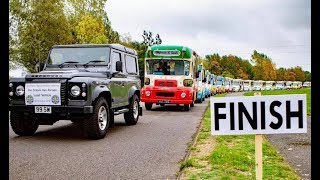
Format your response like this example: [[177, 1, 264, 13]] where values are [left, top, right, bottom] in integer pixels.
[[210, 94, 307, 135]]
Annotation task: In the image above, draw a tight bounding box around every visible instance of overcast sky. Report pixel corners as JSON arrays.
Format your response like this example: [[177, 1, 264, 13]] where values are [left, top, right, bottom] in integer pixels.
[[105, 0, 311, 72]]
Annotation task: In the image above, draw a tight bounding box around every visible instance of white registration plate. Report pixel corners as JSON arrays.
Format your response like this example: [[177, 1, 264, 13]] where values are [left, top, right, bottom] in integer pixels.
[[35, 106, 52, 114]]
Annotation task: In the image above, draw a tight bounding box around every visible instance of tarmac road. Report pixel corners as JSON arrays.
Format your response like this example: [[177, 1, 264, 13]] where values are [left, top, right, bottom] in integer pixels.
[[9, 101, 208, 180]]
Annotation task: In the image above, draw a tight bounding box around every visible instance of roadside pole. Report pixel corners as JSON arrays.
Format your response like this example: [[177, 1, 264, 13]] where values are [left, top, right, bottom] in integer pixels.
[[254, 92, 262, 180]]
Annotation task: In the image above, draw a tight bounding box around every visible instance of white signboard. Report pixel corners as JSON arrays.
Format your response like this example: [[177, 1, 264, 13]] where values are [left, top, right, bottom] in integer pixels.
[[153, 50, 181, 56], [210, 94, 307, 135], [25, 83, 61, 105]]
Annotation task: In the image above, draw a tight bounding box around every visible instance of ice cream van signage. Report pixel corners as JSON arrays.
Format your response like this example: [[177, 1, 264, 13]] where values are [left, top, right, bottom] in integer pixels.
[[153, 50, 181, 56], [25, 83, 61, 105]]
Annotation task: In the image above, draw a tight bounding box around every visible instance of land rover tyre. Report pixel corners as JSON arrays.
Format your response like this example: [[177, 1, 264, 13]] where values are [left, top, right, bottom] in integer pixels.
[[124, 94, 140, 125], [10, 112, 39, 136], [145, 103, 152, 110], [84, 97, 110, 139]]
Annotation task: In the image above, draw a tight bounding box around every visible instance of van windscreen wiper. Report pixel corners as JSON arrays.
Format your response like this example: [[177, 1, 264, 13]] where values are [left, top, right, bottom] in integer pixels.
[[58, 61, 79, 68]]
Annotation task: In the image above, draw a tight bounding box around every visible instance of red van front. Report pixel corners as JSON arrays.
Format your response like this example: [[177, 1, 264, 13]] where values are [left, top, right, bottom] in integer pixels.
[[141, 79, 194, 104]]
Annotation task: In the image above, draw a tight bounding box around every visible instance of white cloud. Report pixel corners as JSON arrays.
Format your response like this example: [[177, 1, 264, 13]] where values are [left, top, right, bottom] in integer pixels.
[[105, 0, 311, 72]]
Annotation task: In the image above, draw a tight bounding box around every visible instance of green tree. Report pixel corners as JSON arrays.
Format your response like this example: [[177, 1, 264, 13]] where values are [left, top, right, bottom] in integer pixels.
[[304, 71, 311, 81], [10, 0, 73, 72], [293, 66, 306, 81], [75, 14, 107, 43]]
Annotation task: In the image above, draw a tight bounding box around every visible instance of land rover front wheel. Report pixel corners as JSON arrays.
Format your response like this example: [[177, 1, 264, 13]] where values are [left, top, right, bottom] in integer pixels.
[[124, 94, 140, 125], [84, 97, 109, 139], [10, 112, 39, 136]]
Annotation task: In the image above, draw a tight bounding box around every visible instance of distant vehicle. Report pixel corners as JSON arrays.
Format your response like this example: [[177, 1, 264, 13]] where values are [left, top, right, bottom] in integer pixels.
[[196, 63, 206, 103], [275, 81, 285, 90], [291, 81, 300, 89], [302, 81, 311, 88], [253, 80, 265, 91], [232, 79, 243, 92], [209, 74, 217, 95], [225, 77, 233, 93], [285, 81, 293, 90], [243, 80, 253, 91], [204, 70, 212, 97], [265, 81, 275, 90], [216, 76, 225, 94]]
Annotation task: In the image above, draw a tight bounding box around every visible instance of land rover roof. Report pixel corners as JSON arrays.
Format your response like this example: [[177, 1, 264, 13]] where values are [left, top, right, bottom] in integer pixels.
[[51, 44, 137, 56]]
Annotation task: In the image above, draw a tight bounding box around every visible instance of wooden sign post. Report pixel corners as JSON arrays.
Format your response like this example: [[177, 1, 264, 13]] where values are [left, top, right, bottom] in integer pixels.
[[254, 92, 262, 180]]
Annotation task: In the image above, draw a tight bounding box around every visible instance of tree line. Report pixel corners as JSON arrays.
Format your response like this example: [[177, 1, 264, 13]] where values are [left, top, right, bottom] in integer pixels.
[[204, 50, 311, 82], [9, 0, 311, 82]]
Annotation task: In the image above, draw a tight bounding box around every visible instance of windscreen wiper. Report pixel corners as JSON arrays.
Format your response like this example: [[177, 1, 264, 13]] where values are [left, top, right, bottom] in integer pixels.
[[83, 60, 105, 67], [58, 61, 79, 68]]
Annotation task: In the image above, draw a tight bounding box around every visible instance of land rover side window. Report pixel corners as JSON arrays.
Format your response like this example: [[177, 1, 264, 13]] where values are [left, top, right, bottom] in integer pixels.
[[111, 51, 121, 72], [48, 47, 110, 65], [125, 55, 137, 74]]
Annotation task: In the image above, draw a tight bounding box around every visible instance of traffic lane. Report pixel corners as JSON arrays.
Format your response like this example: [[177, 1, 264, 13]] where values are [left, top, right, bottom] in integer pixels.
[[9, 101, 208, 180], [266, 116, 311, 179]]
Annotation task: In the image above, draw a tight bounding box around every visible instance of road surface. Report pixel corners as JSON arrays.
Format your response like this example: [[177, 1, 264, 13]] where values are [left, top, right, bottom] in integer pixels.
[[9, 101, 208, 180]]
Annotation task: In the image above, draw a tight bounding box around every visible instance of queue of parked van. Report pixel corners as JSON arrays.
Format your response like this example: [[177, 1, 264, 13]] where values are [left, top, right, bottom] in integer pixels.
[[195, 63, 311, 100], [140, 44, 311, 111]]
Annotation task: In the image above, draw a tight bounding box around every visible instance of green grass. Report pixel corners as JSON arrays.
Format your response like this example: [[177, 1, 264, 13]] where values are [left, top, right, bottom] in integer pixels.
[[180, 93, 300, 179], [243, 88, 311, 116]]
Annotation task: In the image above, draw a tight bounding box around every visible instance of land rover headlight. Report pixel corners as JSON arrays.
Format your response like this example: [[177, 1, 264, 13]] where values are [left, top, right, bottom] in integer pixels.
[[181, 92, 186, 98], [15, 85, 25, 96], [71, 85, 81, 96]]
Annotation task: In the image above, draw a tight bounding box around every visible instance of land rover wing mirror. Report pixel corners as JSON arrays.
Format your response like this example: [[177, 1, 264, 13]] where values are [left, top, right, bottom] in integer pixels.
[[202, 78, 207, 83], [196, 71, 200, 78], [116, 61, 123, 72]]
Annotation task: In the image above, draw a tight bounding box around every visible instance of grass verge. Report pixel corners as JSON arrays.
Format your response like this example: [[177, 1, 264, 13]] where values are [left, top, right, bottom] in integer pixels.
[[179, 92, 301, 179]]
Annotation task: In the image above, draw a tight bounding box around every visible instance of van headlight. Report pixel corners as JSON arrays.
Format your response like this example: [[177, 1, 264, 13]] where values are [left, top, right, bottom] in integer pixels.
[[146, 91, 151, 96], [144, 78, 150, 85], [71, 85, 81, 96], [16, 85, 25, 96], [181, 92, 186, 98]]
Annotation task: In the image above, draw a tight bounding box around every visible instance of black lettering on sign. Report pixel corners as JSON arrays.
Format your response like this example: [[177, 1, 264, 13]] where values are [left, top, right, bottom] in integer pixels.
[[230, 103, 235, 130], [286, 100, 303, 129], [238, 102, 257, 130], [261, 102, 266, 129], [269, 101, 283, 129], [214, 103, 226, 130]]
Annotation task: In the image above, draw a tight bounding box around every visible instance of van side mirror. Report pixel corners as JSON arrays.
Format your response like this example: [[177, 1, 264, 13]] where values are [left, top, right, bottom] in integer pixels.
[[116, 61, 123, 72], [35, 62, 45, 72], [196, 71, 199, 78], [202, 78, 207, 83]]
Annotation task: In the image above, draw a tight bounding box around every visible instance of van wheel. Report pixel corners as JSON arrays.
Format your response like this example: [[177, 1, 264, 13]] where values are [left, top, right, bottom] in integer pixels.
[[184, 104, 190, 111], [10, 112, 39, 136], [84, 97, 109, 139], [190, 100, 194, 107], [145, 103, 152, 110], [124, 94, 140, 125]]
